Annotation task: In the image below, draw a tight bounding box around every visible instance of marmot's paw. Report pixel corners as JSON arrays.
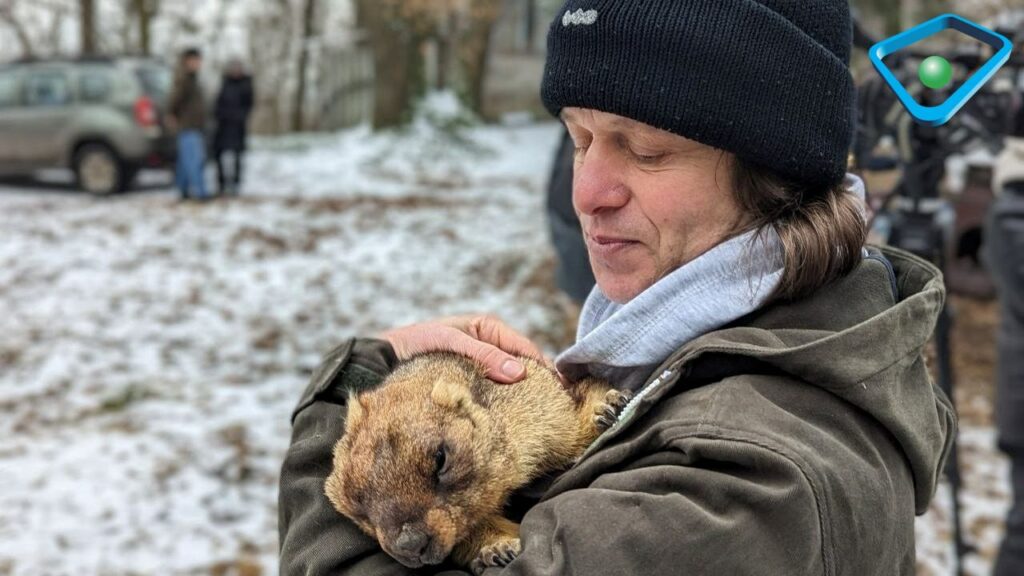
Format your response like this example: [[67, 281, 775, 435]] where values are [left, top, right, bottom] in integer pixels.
[[470, 538, 521, 575], [594, 389, 633, 432]]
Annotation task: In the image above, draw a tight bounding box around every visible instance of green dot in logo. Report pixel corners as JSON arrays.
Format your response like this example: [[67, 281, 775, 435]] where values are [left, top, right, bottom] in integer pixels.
[[919, 55, 953, 89]]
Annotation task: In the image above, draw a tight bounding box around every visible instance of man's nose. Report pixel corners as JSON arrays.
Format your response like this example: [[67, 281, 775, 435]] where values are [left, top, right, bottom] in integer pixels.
[[573, 143, 630, 216], [394, 523, 431, 559]]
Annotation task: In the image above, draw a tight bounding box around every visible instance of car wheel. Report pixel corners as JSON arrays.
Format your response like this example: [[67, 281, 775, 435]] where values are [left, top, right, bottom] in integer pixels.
[[74, 144, 124, 196]]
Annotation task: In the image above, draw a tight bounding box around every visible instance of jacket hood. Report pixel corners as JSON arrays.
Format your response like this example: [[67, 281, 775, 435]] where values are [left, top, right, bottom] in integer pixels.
[[657, 246, 956, 513]]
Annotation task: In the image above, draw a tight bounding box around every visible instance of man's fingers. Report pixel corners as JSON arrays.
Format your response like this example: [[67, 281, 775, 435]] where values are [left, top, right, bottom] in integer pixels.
[[448, 334, 526, 384], [380, 325, 527, 383], [466, 315, 547, 364], [379, 318, 555, 384]]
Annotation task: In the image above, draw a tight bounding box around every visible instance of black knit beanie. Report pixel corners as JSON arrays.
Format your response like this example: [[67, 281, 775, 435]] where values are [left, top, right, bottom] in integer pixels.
[[541, 0, 857, 188]]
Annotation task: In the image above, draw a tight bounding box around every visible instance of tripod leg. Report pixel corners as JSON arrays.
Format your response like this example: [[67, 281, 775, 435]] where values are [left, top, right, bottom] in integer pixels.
[[936, 295, 971, 576]]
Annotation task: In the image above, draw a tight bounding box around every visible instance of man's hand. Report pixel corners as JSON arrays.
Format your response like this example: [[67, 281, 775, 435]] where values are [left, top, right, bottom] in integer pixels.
[[378, 315, 551, 384]]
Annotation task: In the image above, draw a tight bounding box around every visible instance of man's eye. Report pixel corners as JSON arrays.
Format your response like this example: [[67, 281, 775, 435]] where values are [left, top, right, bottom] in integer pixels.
[[631, 149, 666, 163]]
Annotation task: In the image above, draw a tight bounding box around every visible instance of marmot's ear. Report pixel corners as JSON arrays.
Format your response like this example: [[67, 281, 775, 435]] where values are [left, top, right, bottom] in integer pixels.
[[430, 378, 473, 415], [345, 392, 367, 429], [324, 466, 348, 514]]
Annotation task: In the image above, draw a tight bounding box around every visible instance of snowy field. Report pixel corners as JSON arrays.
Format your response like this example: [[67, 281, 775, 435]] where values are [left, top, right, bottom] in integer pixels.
[[0, 110, 1011, 575]]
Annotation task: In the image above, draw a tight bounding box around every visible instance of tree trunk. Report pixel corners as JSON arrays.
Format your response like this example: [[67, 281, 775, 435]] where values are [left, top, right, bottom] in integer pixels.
[[457, 0, 502, 115], [525, 0, 537, 53], [436, 12, 458, 90], [128, 0, 157, 56], [356, 0, 427, 130], [371, 29, 425, 129], [293, 0, 317, 132], [139, 0, 155, 56], [80, 0, 96, 55]]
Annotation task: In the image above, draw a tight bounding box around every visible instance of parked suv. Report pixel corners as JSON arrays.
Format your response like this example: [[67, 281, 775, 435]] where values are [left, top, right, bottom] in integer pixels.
[[0, 56, 175, 195]]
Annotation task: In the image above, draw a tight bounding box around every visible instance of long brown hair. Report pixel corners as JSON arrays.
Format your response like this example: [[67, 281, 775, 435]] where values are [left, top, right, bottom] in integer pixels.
[[730, 158, 867, 303]]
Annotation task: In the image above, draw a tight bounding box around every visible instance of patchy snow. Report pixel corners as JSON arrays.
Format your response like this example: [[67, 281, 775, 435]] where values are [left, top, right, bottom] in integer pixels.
[[0, 115, 1012, 576], [0, 117, 572, 576], [915, 424, 1012, 576]]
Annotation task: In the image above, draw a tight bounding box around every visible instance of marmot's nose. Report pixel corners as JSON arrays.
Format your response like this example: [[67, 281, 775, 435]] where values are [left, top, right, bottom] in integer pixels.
[[395, 524, 431, 558]]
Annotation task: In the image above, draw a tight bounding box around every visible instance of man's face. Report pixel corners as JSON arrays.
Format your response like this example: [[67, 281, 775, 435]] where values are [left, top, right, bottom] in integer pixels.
[[185, 55, 202, 73], [562, 107, 744, 303]]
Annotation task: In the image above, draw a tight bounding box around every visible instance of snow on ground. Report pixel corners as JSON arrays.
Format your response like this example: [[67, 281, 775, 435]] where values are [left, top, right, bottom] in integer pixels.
[[915, 423, 1012, 576], [0, 106, 1012, 575]]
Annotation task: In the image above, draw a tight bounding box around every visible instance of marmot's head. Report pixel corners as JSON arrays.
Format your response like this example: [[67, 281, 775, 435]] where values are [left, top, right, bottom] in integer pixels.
[[325, 354, 505, 569]]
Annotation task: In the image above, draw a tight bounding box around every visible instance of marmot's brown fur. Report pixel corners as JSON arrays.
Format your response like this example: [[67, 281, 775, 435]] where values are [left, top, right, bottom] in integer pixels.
[[325, 352, 629, 575]]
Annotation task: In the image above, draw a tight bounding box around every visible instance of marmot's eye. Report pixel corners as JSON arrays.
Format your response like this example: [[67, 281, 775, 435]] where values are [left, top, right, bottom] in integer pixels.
[[433, 443, 451, 480]]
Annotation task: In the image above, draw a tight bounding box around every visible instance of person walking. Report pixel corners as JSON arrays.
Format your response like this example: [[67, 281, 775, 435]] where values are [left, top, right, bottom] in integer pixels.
[[167, 47, 209, 201], [213, 59, 254, 196]]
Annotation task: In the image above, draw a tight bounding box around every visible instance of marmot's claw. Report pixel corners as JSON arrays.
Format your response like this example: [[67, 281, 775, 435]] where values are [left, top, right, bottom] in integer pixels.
[[470, 538, 521, 575], [593, 389, 633, 432]]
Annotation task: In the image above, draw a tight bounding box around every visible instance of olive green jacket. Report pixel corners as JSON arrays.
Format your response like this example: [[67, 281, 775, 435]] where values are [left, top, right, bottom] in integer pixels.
[[278, 246, 956, 575], [168, 71, 206, 132]]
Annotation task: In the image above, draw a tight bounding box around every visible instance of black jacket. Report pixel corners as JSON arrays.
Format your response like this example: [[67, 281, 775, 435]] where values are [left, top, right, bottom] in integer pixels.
[[214, 75, 254, 151]]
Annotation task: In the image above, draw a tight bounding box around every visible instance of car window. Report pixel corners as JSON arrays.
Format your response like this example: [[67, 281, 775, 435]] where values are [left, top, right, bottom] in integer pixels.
[[78, 69, 113, 103], [0, 71, 20, 108], [25, 71, 71, 107], [135, 65, 171, 100]]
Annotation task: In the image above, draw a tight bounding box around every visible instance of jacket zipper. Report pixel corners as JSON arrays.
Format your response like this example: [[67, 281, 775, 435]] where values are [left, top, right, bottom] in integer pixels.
[[575, 366, 681, 462]]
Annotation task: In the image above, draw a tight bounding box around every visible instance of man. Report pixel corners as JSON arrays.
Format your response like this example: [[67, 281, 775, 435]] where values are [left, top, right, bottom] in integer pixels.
[[278, 1, 955, 574], [168, 47, 208, 201]]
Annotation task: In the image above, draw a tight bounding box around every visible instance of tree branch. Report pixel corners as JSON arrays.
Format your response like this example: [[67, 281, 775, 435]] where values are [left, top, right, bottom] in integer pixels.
[[0, 1, 36, 59]]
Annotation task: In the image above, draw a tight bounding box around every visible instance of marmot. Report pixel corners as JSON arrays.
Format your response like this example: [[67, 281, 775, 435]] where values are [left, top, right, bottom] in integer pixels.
[[325, 352, 630, 575]]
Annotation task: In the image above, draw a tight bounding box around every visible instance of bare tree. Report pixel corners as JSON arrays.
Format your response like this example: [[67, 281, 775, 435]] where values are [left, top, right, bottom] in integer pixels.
[[79, 0, 95, 55], [352, 0, 507, 128], [435, 10, 457, 90], [456, 0, 503, 114], [292, 0, 317, 131], [0, 0, 36, 58], [248, 0, 296, 133], [355, 0, 431, 129], [524, 0, 537, 54], [126, 0, 159, 56], [46, 3, 68, 54]]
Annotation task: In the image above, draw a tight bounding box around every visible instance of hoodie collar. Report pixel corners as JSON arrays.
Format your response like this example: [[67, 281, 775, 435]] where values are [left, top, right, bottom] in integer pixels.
[[556, 174, 868, 391], [555, 226, 784, 391]]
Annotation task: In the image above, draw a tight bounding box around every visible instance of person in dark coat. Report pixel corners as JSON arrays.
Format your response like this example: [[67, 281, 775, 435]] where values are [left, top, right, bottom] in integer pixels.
[[213, 59, 254, 195], [987, 90, 1024, 576], [546, 128, 595, 305]]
